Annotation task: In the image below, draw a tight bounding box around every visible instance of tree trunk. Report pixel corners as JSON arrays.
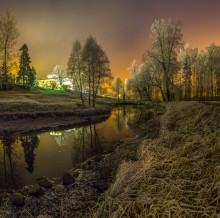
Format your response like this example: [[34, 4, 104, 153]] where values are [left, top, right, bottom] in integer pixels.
[[89, 125, 94, 155], [88, 74, 91, 106], [3, 45, 7, 90], [80, 91, 84, 105], [123, 93, 125, 102], [166, 80, 171, 101], [161, 90, 166, 102], [92, 73, 95, 107], [23, 74, 25, 87]]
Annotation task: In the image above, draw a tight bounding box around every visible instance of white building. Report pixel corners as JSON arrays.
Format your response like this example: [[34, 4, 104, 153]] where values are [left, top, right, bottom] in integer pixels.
[[36, 69, 74, 90]]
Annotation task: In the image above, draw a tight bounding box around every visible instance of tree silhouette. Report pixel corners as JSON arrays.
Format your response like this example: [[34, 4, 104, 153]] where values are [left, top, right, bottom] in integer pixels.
[[20, 135, 39, 173], [0, 9, 19, 90], [112, 108, 125, 133], [52, 65, 66, 86], [148, 19, 183, 101], [112, 76, 124, 102], [71, 125, 103, 166], [82, 36, 112, 106], [17, 43, 36, 87], [1, 136, 16, 184], [28, 66, 37, 87], [67, 40, 85, 104]]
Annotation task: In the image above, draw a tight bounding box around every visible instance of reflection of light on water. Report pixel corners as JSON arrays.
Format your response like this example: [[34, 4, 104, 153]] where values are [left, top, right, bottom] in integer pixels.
[[50, 132, 66, 147], [0, 106, 147, 189], [50, 129, 77, 147], [65, 128, 76, 132], [50, 128, 75, 136], [50, 131, 62, 136]]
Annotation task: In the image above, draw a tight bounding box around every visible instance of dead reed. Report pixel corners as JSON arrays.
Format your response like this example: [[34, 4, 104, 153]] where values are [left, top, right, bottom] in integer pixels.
[[93, 102, 220, 217]]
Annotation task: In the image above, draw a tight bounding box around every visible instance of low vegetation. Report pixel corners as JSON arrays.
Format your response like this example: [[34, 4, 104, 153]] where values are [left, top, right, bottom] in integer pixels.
[[0, 87, 116, 115], [0, 87, 118, 134], [1, 7, 220, 218], [93, 101, 220, 217]]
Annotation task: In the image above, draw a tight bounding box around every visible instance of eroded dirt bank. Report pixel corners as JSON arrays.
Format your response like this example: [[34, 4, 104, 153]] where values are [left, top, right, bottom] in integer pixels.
[[0, 109, 111, 135]]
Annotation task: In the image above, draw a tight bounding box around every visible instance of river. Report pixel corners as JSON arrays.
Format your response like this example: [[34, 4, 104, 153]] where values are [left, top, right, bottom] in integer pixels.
[[0, 106, 153, 189]]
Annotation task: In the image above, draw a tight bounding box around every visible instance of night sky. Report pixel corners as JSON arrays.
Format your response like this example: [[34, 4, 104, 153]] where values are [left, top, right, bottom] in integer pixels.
[[1, 0, 220, 80]]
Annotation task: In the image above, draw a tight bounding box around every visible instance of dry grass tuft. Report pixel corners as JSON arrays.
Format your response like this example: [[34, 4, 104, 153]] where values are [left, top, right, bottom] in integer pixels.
[[93, 102, 220, 217], [109, 158, 153, 198]]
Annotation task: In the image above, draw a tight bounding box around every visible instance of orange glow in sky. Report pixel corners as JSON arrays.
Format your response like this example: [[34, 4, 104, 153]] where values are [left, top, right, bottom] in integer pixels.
[[1, 0, 220, 82]]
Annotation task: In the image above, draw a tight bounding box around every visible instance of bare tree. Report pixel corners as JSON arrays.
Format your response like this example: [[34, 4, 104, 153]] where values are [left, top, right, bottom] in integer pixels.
[[67, 40, 85, 104], [127, 60, 143, 100], [126, 20, 220, 102], [204, 43, 220, 99], [82, 36, 112, 107], [112, 76, 123, 102], [0, 9, 19, 90], [52, 65, 65, 86], [148, 19, 183, 101], [179, 43, 196, 100]]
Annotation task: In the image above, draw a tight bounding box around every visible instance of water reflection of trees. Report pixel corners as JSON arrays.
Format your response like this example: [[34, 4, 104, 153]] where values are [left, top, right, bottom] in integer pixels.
[[0, 134, 39, 188], [71, 125, 104, 166], [50, 131, 66, 147], [125, 106, 154, 129], [112, 107, 125, 133], [70, 106, 154, 166], [112, 106, 154, 132], [1, 136, 16, 185], [20, 136, 39, 173]]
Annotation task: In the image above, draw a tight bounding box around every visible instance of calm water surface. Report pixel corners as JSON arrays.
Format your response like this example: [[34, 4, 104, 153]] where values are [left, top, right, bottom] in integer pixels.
[[0, 106, 152, 189]]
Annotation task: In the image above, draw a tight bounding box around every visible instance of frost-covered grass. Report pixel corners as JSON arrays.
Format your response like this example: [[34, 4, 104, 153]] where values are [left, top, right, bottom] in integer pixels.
[[0, 87, 117, 116], [0, 88, 116, 134], [93, 101, 220, 217], [0, 88, 80, 112]]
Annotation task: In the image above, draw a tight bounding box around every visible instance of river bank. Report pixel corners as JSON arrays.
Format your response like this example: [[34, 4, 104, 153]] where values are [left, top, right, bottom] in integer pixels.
[[0, 89, 118, 134], [2, 100, 218, 217], [0, 103, 163, 217], [0, 111, 111, 135], [93, 101, 220, 217]]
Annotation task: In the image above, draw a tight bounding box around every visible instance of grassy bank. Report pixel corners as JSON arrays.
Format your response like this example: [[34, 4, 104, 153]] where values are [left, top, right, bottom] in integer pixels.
[[93, 101, 220, 217], [0, 102, 161, 218], [0, 88, 117, 134], [0, 88, 116, 115]]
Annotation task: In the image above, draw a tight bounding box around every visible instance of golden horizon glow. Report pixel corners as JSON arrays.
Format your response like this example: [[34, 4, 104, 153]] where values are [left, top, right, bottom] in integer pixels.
[[1, 0, 220, 81]]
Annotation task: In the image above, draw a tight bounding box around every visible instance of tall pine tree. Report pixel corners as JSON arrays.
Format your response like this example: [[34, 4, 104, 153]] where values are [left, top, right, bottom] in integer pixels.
[[28, 66, 36, 87], [17, 44, 36, 87]]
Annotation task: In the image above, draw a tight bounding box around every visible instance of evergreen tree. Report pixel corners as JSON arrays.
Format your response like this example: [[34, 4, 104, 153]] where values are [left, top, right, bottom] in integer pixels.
[[28, 66, 36, 87], [17, 43, 32, 87], [20, 135, 39, 173]]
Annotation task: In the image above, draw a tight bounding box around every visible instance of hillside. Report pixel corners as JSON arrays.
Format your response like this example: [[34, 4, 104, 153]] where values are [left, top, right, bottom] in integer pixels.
[[94, 101, 220, 217], [0, 88, 115, 134]]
